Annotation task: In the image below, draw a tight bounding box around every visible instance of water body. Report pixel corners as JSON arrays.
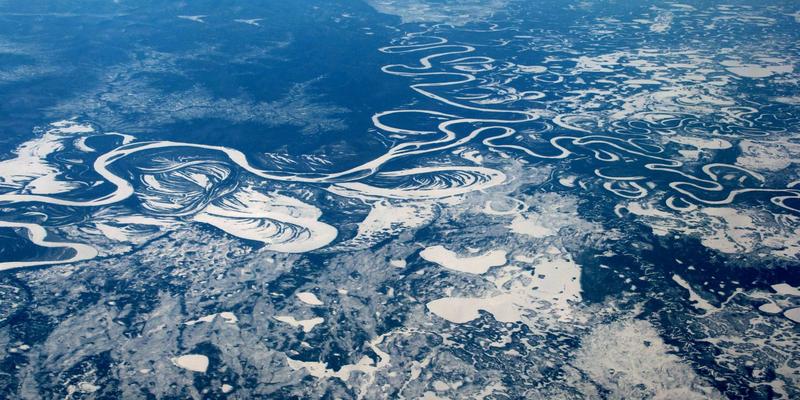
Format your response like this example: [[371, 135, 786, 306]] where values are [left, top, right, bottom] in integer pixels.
[[0, 0, 799, 398]]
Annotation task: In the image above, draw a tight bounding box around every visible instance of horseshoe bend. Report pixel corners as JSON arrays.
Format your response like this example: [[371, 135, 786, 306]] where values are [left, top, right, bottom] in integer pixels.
[[0, 1, 798, 399]]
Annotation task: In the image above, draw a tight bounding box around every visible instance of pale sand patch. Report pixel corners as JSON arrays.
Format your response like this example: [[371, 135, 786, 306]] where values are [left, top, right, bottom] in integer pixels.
[[420, 245, 507, 274], [274, 316, 325, 332], [297, 292, 324, 306], [171, 354, 209, 373]]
